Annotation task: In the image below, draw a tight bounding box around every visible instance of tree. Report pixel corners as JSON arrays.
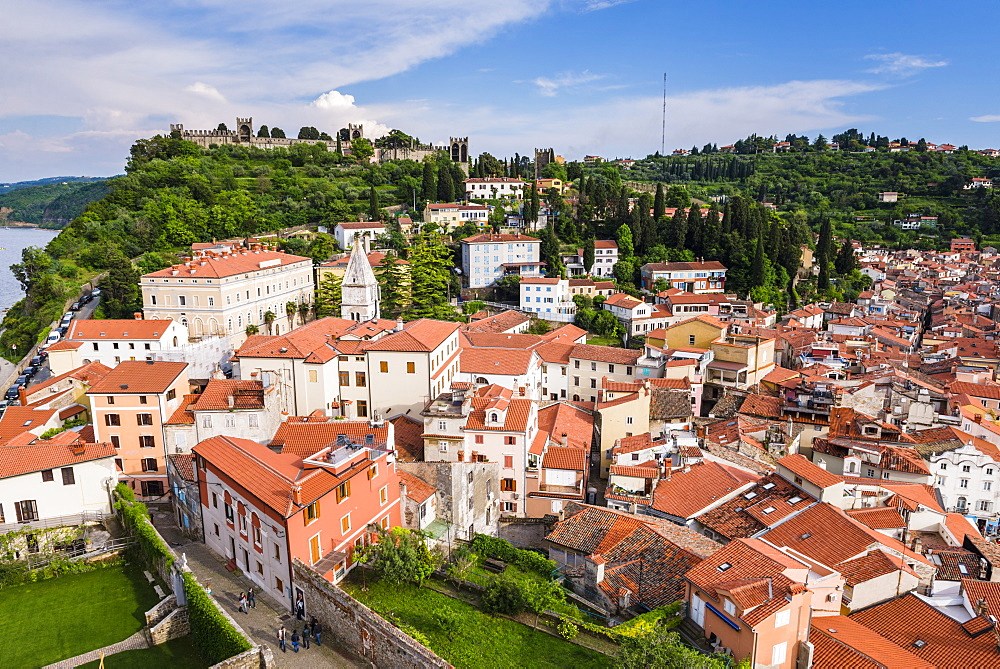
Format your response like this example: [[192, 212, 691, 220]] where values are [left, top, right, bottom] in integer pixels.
[[816, 217, 832, 291], [298, 301, 311, 324], [525, 184, 540, 230], [377, 255, 409, 318], [617, 223, 634, 257], [749, 235, 766, 288], [245, 324, 260, 336], [616, 626, 725, 669], [361, 526, 440, 586], [368, 186, 381, 221], [437, 163, 455, 202], [653, 183, 665, 221], [421, 160, 436, 203], [527, 318, 552, 335], [834, 239, 856, 274], [99, 252, 142, 319], [256, 125, 270, 138], [270, 127, 286, 139], [217, 123, 229, 133], [351, 137, 374, 162], [315, 274, 343, 318], [489, 204, 506, 233], [285, 301, 298, 326], [263, 310, 276, 334], [409, 232, 456, 319], [583, 236, 596, 274], [306, 233, 337, 264], [297, 126, 320, 140]]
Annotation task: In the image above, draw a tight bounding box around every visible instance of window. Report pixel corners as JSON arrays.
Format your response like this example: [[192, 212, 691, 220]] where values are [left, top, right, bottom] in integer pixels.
[[141, 458, 158, 472], [379, 486, 388, 505], [866, 468, 875, 478], [339, 371, 349, 386], [963, 465, 972, 473], [15, 500, 38, 522], [305, 502, 320, 523], [252, 525, 262, 547], [775, 609, 791, 628], [501, 478, 517, 492], [225, 415, 235, 428], [309, 369, 318, 383], [689, 334, 696, 346], [61, 468, 75, 485], [104, 414, 120, 426], [771, 642, 787, 665], [590, 378, 597, 388], [573, 376, 580, 386], [407, 362, 415, 374], [139, 435, 155, 449], [961, 479, 969, 488], [166, 389, 176, 401], [626, 416, 633, 425], [590, 362, 597, 371], [357, 400, 368, 418], [504, 455, 514, 468], [336, 480, 351, 503], [202, 416, 212, 428], [273, 543, 281, 561], [225, 502, 234, 522], [574, 360, 580, 369], [141, 480, 164, 496], [380, 361, 388, 373], [110, 435, 121, 449], [41, 469, 54, 482], [724, 599, 736, 615], [211, 492, 218, 508], [504, 436, 516, 445], [137, 413, 153, 426], [608, 364, 615, 373], [341, 514, 352, 534], [139, 395, 147, 405], [986, 481, 993, 491], [115, 458, 123, 471], [940, 463, 947, 470], [988, 468, 995, 476], [356, 372, 367, 387]]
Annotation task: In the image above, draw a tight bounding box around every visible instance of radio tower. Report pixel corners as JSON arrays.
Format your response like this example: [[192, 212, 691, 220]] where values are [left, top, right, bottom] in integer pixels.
[[661, 73, 667, 156]]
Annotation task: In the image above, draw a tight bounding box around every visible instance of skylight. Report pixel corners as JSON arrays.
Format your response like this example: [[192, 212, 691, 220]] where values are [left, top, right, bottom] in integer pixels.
[[762, 482, 776, 490], [718, 562, 732, 572], [788, 496, 803, 504], [744, 491, 758, 500], [959, 564, 969, 575], [762, 506, 776, 514]]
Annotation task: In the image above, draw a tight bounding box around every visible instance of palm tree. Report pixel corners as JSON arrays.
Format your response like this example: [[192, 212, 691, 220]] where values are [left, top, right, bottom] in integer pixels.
[[298, 302, 311, 325], [263, 310, 276, 334], [245, 324, 260, 336], [285, 301, 297, 327]]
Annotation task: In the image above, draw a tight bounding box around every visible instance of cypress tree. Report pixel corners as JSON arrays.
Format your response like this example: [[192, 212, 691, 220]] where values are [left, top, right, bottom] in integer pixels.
[[653, 183, 665, 220], [834, 239, 856, 274], [669, 209, 687, 250], [368, 186, 380, 221], [584, 236, 596, 274], [685, 205, 703, 254], [421, 160, 436, 202], [750, 234, 766, 288], [437, 163, 455, 202]]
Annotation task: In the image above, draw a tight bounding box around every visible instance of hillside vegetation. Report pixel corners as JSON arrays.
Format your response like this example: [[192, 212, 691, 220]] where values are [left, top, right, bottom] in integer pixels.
[[0, 179, 111, 228]]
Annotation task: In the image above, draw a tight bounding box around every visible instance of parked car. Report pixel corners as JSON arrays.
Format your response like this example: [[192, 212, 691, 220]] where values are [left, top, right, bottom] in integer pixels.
[[0, 399, 9, 414], [91, 289, 102, 298], [80, 294, 93, 305], [36, 347, 48, 359], [45, 332, 60, 345], [63, 311, 75, 321], [69, 302, 81, 311], [23, 366, 37, 378], [30, 355, 44, 367], [56, 326, 68, 337], [15, 375, 28, 387], [4, 386, 20, 401]]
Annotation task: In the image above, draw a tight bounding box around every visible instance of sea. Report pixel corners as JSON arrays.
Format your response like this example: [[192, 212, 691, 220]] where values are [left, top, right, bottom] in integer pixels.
[[0, 226, 60, 313]]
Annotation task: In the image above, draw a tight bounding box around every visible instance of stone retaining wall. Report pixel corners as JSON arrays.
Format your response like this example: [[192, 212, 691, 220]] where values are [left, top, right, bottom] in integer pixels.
[[292, 560, 451, 669], [149, 607, 190, 645], [209, 645, 274, 669], [145, 594, 177, 626]]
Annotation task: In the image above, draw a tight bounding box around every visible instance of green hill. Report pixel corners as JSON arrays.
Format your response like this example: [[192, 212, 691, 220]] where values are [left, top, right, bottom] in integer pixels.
[[0, 179, 111, 228]]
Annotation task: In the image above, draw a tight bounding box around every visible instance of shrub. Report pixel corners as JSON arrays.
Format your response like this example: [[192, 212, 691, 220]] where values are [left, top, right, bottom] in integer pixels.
[[182, 572, 252, 663], [480, 576, 528, 616], [558, 619, 579, 640], [470, 535, 556, 576]]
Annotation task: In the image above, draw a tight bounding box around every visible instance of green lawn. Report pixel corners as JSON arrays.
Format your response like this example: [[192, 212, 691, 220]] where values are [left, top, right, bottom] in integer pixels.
[[0, 563, 162, 668], [586, 335, 620, 347], [342, 574, 612, 669], [78, 636, 207, 669]]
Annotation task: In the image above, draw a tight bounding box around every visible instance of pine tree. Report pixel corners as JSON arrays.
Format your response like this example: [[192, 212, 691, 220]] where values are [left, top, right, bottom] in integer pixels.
[[315, 273, 343, 317], [377, 255, 409, 318], [834, 239, 856, 274], [421, 160, 436, 203], [653, 183, 665, 220], [583, 236, 596, 274]]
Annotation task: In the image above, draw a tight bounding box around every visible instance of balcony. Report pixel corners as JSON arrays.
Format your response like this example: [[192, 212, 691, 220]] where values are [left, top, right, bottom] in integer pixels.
[[538, 482, 584, 496]]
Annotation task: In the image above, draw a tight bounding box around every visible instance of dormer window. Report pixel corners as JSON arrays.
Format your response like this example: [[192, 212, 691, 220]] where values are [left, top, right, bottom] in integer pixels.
[[491, 413, 499, 423]]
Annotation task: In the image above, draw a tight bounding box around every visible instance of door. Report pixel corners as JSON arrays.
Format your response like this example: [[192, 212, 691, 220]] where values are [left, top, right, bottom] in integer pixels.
[[228, 536, 236, 559], [691, 594, 706, 628], [241, 547, 250, 571], [309, 535, 321, 564]]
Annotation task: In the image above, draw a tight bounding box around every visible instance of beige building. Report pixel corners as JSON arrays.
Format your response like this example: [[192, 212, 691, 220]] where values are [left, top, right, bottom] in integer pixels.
[[140, 241, 314, 347], [595, 385, 652, 477], [88, 361, 190, 499], [705, 334, 775, 394]]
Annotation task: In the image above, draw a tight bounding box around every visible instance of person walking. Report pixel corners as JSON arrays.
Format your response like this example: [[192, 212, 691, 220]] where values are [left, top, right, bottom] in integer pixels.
[[302, 622, 311, 649], [290, 629, 300, 653], [247, 587, 256, 609], [238, 592, 248, 614], [311, 617, 322, 646], [295, 593, 305, 620], [277, 625, 286, 653]]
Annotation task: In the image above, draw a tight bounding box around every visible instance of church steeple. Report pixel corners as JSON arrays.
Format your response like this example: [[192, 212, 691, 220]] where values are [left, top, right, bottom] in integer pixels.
[[340, 235, 380, 322]]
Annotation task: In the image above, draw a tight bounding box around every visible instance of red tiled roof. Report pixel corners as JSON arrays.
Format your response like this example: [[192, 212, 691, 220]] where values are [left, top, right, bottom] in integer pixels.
[[364, 319, 459, 352], [463, 333, 542, 349], [68, 319, 176, 340], [460, 310, 530, 334], [542, 446, 587, 471], [87, 360, 187, 395], [398, 470, 436, 503], [461, 233, 538, 243], [851, 593, 1000, 668], [609, 464, 659, 478], [269, 417, 391, 459], [464, 397, 532, 432], [844, 507, 906, 530], [810, 615, 934, 669], [0, 406, 59, 441], [569, 344, 642, 365], [838, 550, 916, 587], [164, 394, 198, 425], [534, 341, 575, 364], [777, 454, 843, 488], [144, 249, 310, 279], [390, 415, 424, 462], [537, 402, 593, 451], [460, 348, 535, 376], [651, 461, 759, 519], [26, 361, 112, 398], [45, 340, 84, 351], [0, 441, 116, 478], [336, 220, 386, 229], [685, 538, 803, 602], [191, 379, 265, 411]]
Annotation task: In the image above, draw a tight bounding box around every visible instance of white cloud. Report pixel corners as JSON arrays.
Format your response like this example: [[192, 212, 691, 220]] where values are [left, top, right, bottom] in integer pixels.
[[970, 114, 1000, 123], [184, 82, 226, 103], [582, 0, 636, 10], [864, 52, 947, 76], [533, 71, 604, 96], [311, 91, 357, 110]]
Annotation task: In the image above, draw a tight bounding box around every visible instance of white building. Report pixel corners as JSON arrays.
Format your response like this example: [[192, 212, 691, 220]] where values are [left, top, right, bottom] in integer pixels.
[[46, 318, 230, 379], [461, 233, 543, 287], [140, 241, 314, 346], [927, 433, 1000, 527], [519, 277, 576, 319], [464, 177, 527, 201], [592, 240, 619, 278], [340, 239, 381, 322], [425, 203, 490, 231], [332, 221, 386, 250], [0, 441, 117, 530]]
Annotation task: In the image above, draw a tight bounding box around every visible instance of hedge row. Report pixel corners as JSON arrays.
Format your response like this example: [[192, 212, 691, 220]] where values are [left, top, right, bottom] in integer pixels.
[[182, 572, 253, 663], [469, 535, 556, 576], [114, 484, 174, 573]]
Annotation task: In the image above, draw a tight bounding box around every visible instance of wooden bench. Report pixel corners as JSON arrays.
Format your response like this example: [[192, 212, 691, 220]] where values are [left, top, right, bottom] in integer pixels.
[[154, 584, 165, 598], [144, 570, 155, 583], [483, 559, 507, 574]]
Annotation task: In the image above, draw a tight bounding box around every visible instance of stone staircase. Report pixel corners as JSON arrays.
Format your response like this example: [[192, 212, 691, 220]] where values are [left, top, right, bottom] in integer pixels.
[[675, 616, 714, 654]]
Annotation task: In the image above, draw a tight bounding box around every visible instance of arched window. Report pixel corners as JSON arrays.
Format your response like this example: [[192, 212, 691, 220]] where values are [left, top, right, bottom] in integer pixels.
[[172, 336, 178, 347], [490, 413, 499, 423], [848, 461, 857, 473], [475, 377, 489, 384], [957, 496, 968, 511]]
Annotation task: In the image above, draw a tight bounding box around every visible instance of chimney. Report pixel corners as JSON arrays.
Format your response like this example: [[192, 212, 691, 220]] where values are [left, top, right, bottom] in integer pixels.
[[18, 385, 27, 405], [291, 485, 302, 506], [561, 432, 568, 447], [134, 312, 143, 320], [227, 395, 235, 409], [70, 443, 86, 455]]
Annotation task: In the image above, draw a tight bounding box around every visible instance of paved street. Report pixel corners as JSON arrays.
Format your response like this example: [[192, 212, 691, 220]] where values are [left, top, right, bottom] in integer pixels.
[[151, 510, 365, 668], [24, 294, 100, 389]]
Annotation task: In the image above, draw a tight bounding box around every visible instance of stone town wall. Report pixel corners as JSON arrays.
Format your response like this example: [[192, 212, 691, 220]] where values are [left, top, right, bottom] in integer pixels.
[[210, 645, 274, 669], [149, 606, 191, 645], [145, 594, 178, 626], [291, 560, 451, 669]]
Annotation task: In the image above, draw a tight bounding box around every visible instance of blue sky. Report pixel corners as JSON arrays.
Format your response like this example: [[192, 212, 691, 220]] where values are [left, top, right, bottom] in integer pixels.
[[1, 0, 998, 182]]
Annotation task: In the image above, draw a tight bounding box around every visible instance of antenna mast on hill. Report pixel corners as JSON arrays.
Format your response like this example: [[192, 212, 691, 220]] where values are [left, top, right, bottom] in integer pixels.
[[661, 73, 667, 156]]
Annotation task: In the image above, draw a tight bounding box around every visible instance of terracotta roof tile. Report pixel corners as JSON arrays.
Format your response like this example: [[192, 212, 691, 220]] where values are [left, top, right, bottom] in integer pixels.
[[364, 319, 459, 352], [68, 319, 176, 340], [697, 473, 815, 541], [838, 550, 917, 587], [164, 394, 198, 425], [398, 470, 436, 503], [777, 454, 843, 488], [569, 344, 642, 365], [464, 397, 532, 432], [810, 616, 934, 669], [87, 360, 187, 395], [143, 249, 310, 279], [390, 415, 424, 462], [844, 507, 907, 530], [537, 402, 593, 451], [0, 441, 116, 478], [460, 347, 536, 376], [191, 379, 265, 411], [651, 461, 759, 519], [26, 361, 112, 398], [542, 446, 587, 471], [269, 417, 391, 459], [461, 310, 531, 334]]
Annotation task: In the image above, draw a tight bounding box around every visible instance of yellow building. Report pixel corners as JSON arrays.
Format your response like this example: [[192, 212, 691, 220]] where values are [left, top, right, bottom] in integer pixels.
[[655, 315, 728, 350]]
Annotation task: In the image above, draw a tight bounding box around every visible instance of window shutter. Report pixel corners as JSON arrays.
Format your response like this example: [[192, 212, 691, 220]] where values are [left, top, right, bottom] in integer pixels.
[[15, 501, 23, 523]]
